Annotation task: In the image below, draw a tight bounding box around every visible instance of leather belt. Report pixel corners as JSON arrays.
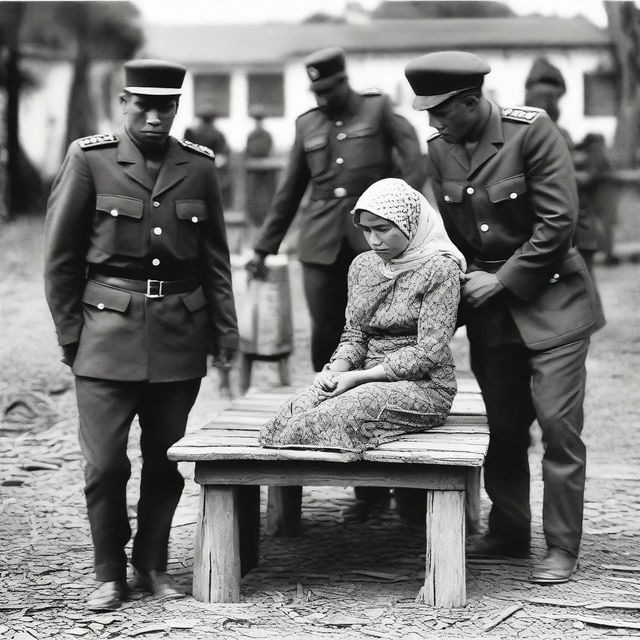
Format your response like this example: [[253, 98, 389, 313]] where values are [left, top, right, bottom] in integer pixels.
[[89, 273, 200, 298]]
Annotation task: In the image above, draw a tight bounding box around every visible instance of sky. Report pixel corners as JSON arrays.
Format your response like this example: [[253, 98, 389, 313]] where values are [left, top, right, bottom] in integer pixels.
[[132, 0, 611, 27]]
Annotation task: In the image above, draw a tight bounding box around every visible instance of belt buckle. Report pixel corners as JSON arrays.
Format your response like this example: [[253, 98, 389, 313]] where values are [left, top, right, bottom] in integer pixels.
[[145, 279, 164, 298]]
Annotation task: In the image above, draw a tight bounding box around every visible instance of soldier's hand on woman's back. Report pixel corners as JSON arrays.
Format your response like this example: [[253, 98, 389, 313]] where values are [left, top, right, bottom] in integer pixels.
[[245, 253, 268, 280]]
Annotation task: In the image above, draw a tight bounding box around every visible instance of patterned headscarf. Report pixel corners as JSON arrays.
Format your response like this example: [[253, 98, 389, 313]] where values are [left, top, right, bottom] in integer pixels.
[[352, 178, 466, 278]]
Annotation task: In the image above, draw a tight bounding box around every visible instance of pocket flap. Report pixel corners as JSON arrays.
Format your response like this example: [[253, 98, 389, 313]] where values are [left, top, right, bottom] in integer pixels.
[[487, 174, 527, 203], [343, 126, 375, 138], [96, 194, 144, 219], [441, 181, 465, 204], [182, 287, 207, 312], [83, 281, 132, 312], [303, 135, 328, 152], [176, 200, 209, 222]]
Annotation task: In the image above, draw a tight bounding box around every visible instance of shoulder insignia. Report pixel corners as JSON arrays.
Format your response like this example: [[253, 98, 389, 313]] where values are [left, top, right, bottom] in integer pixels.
[[361, 87, 382, 96], [77, 133, 118, 149], [179, 139, 216, 159], [501, 106, 543, 124]]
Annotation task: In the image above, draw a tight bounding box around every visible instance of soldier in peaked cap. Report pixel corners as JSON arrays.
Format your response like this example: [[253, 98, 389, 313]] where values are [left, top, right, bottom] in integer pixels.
[[405, 51, 604, 584], [44, 59, 238, 610], [246, 47, 427, 519]]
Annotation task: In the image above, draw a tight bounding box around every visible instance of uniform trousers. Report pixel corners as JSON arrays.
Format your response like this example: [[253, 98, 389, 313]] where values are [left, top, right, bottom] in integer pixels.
[[301, 242, 358, 371], [75, 376, 201, 582], [469, 329, 589, 557]]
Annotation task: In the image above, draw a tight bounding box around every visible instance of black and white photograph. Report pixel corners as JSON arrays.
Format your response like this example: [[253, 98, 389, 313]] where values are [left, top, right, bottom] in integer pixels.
[[1, 0, 639, 637]]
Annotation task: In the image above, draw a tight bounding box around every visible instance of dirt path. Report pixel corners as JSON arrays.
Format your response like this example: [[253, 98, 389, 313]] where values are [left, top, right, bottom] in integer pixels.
[[1, 216, 639, 639]]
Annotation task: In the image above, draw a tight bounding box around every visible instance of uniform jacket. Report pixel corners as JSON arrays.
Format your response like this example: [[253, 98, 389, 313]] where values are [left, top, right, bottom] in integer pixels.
[[254, 89, 427, 265], [428, 101, 605, 351], [44, 130, 238, 382]]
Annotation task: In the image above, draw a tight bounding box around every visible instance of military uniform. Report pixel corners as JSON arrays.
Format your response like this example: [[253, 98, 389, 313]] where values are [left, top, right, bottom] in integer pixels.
[[44, 60, 238, 588], [406, 52, 604, 565], [254, 48, 426, 370]]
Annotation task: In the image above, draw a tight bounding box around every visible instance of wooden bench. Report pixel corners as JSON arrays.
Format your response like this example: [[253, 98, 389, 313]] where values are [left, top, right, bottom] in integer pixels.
[[168, 377, 488, 607]]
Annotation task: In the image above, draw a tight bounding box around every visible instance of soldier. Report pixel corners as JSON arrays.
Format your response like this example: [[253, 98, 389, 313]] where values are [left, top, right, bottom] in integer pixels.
[[405, 51, 604, 583], [246, 47, 426, 372], [44, 59, 238, 610], [246, 46, 426, 519]]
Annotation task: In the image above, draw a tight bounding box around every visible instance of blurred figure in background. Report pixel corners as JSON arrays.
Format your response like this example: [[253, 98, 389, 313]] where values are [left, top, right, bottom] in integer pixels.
[[185, 109, 233, 208], [244, 104, 277, 229], [524, 57, 602, 273]]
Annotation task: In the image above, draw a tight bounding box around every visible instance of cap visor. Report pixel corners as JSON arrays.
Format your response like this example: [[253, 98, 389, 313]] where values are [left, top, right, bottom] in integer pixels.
[[125, 86, 183, 96], [412, 88, 470, 111], [310, 72, 347, 92]]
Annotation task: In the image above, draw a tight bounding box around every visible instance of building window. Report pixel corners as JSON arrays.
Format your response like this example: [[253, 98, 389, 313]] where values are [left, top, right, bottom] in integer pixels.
[[193, 73, 230, 117], [248, 72, 284, 117], [584, 72, 618, 116]]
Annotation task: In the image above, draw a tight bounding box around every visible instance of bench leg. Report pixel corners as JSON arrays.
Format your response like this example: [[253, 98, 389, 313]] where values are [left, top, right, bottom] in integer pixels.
[[277, 356, 290, 386], [423, 489, 466, 607], [239, 485, 260, 576], [465, 467, 482, 535], [239, 354, 253, 394], [266, 486, 302, 536], [193, 485, 241, 602]]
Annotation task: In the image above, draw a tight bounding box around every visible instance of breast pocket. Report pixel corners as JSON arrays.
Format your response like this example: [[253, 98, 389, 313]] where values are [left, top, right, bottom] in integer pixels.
[[303, 135, 329, 177], [341, 126, 383, 168], [94, 194, 146, 257], [175, 200, 209, 260]]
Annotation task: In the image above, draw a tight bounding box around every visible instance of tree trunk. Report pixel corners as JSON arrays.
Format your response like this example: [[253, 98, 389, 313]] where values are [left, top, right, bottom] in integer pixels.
[[64, 46, 96, 151]]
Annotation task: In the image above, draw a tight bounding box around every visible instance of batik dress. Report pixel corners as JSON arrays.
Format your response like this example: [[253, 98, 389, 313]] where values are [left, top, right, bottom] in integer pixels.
[[259, 251, 461, 452]]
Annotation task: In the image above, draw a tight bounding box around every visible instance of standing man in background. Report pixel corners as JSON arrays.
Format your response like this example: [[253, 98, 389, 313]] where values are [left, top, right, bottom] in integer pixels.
[[44, 59, 238, 610], [405, 51, 604, 584]]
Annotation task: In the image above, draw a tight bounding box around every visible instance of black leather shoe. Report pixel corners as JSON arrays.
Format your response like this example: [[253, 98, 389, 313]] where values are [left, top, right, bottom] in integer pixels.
[[466, 534, 530, 559], [129, 569, 184, 600], [85, 580, 127, 611], [530, 548, 578, 584]]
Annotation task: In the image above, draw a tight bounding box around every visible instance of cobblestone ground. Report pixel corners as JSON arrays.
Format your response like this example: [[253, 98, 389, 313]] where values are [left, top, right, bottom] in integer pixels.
[[1, 216, 640, 640]]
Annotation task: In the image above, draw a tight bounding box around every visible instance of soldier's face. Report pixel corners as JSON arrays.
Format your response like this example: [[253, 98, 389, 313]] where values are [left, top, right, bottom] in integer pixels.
[[356, 210, 410, 259], [427, 96, 477, 144], [122, 93, 179, 149], [312, 79, 349, 116]]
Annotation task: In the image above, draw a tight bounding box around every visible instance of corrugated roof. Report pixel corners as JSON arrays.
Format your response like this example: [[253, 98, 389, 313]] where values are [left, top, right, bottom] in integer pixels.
[[142, 17, 610, 66]]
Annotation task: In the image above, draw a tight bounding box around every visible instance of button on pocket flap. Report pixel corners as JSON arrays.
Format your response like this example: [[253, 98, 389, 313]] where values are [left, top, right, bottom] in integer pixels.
[[303, 135, 328, 152], [83, 281, 131, 312], [487, 174, 527, 203], [441, 182, 465, 203], [96, 194, 144, 219], [555, 248, 585, 277], [182, 287, 207, 312], [176, 200, 209, 222]]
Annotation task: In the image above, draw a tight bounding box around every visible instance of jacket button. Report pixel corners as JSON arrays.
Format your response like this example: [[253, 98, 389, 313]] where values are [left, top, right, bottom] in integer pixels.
[[466, 186, 475, 195], [97, 303, 105, 310], [335, 120, 343, 126], [110, 209, 118, 217], [152, 258, 160, 266], [191, 216, 198, 223], [152, 201, 160, 208], [153, 227, 162, 235], [336, 132, 346, 140], [333, 187, 347, 198], [509, 192, 518, 199], [443, 195, 451, 202], [335, 157, 344, 165], [480, 223, 489, 232]]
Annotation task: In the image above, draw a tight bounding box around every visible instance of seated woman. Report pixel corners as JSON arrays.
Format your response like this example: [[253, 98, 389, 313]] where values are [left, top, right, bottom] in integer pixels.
[[259, 178, 466, 453]]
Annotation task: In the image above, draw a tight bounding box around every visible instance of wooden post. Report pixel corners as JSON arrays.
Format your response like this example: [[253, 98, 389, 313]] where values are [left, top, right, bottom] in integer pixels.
[[193, 485, 241, 602], [424, 490, 466, 607], [266, 485, 302, 536], [465, 467, 482, 535]]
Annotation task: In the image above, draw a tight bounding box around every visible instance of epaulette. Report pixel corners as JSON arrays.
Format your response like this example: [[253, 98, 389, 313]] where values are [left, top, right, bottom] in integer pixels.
[[361, 88, 382, 96], [297, 106, 320, 120], [179, 139, 216, 159], [78, 133, 118, 149], [501, 106, 543, 124]]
